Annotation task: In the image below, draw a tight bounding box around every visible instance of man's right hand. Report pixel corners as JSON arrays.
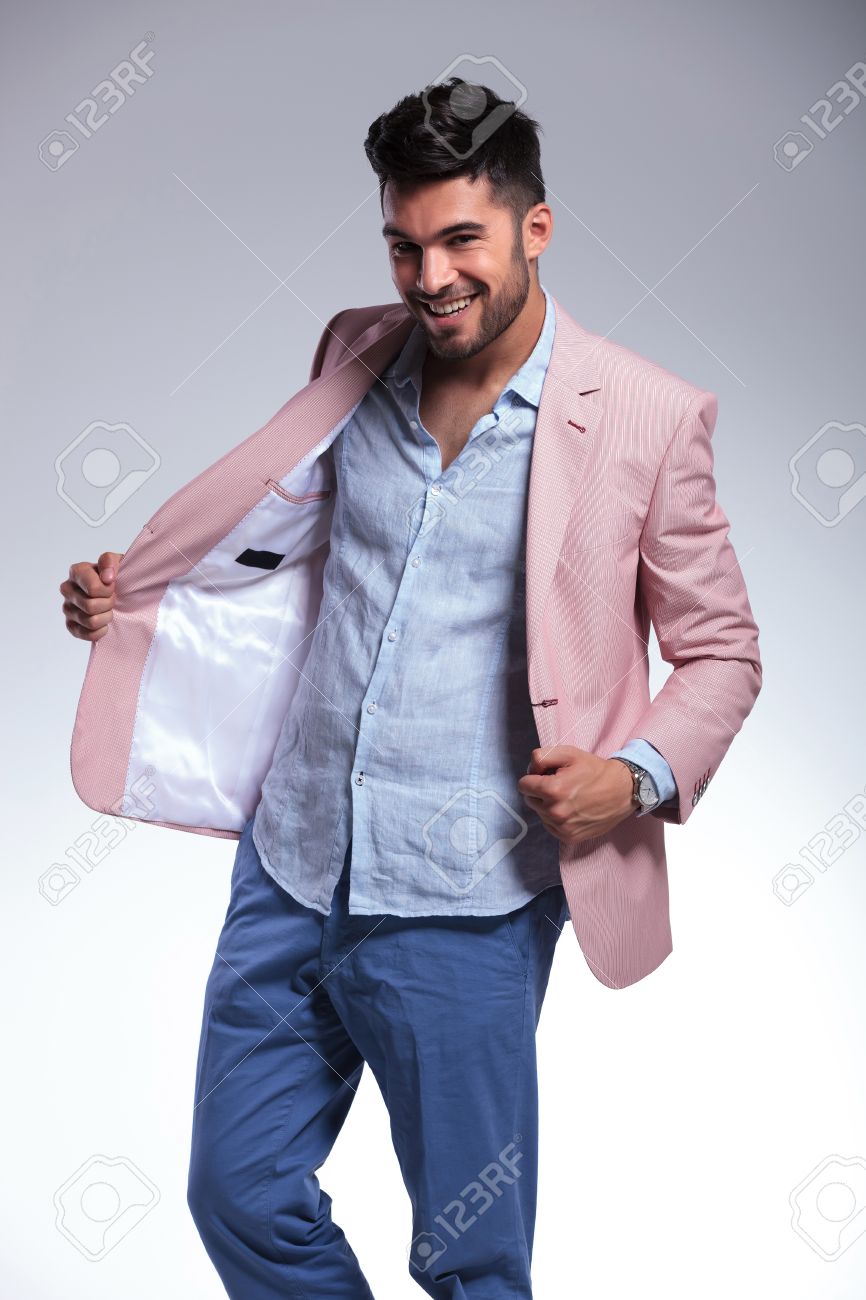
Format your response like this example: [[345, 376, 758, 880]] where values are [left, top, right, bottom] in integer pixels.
[[60, 551, 125, 642]]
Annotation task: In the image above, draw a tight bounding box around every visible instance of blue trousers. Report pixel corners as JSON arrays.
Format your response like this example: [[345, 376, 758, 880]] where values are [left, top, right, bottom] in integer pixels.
[[187, 814, 569, 1298]]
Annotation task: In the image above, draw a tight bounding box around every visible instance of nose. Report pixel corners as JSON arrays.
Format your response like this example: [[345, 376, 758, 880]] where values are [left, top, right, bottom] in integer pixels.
[[416, 247, 458, 299]]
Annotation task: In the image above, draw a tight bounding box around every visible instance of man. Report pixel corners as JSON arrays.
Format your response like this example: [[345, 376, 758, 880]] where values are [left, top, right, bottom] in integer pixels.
[[59, 80, 762, 1298]]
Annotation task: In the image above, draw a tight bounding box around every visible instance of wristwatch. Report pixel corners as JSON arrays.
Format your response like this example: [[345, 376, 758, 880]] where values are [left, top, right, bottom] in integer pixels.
[[609, 757, 660, 812]]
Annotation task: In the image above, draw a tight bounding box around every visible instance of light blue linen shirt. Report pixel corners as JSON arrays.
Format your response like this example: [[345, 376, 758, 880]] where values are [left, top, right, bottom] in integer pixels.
[[252, 284, 676, 916]]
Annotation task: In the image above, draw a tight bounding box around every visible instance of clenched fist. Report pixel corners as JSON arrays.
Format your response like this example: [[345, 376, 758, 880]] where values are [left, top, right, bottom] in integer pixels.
[[518, 745, 637, 845], [59, 551, 125, 642]]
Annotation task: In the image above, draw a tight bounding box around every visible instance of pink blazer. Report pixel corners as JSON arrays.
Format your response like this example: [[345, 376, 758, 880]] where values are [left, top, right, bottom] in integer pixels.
[[70, 293, 762, 989]]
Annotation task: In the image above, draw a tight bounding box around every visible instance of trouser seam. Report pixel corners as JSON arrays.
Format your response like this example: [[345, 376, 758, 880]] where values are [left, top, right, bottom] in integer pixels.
[[264, 998, 319, 1299], [510, 969, 531, 1295]]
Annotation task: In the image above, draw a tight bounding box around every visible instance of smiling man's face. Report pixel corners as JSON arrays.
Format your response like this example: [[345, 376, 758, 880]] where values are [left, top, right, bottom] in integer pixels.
[[382, 174, 537, 362]]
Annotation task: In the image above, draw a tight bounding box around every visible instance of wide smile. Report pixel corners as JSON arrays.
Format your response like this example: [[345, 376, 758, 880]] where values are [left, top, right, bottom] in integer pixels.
[[419, 293, 479, 326]]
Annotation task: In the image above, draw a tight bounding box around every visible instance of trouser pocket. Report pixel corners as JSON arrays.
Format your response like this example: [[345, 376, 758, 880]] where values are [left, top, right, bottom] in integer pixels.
[[505, 885, 568, 980]]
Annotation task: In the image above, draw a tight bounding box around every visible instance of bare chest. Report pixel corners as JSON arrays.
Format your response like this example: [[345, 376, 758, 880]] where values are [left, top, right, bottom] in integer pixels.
[[418, 383, 502, 473]]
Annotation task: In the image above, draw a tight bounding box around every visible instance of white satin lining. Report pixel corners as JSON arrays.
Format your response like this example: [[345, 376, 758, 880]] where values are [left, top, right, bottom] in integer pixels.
[[122, 408, 358, 830]]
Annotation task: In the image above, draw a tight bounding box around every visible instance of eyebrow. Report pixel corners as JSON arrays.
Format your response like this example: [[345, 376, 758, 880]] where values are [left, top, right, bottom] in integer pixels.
[[381, 220, 488, 241]]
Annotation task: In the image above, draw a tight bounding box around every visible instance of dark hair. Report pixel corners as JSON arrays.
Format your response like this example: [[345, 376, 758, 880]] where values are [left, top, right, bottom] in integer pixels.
[[364, 79, 545, 230]]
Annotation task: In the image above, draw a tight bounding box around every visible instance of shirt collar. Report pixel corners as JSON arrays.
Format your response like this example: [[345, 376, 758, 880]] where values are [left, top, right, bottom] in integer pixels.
[[385, 282, 556, 411]]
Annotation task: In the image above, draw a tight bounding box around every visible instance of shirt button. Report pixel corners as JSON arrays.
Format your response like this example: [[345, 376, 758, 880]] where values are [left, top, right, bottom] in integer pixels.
[[411, 556, 420, 567], [409, 420, 418, 430], [387, 629, 398, 641], [355, 772, 365, 786], [366, 702, 377, 714], [430, 484, 441, 496]]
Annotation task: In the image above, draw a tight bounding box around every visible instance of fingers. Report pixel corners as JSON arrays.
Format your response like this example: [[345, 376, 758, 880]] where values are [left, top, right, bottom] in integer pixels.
[[59, 578, 113, 611], [63, 609, 112, 641], [526, 745, 579, 775], [518, 771, 559, 802], [96, 549, 124, 584], [66, 551, 123, 598], [60, 551, 124, 641], [60, 586, 114, 640]]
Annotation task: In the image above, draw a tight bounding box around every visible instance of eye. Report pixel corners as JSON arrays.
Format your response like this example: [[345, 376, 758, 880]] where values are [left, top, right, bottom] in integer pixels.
[[390, 235, 478, 254]]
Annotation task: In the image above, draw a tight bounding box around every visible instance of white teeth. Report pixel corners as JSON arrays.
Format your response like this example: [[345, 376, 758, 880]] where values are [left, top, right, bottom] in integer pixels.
[[428, 296, 473, 316]]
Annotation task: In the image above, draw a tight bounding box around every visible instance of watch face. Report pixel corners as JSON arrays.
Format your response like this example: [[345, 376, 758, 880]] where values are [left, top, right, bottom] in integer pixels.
[[638, 773, 659, 806]]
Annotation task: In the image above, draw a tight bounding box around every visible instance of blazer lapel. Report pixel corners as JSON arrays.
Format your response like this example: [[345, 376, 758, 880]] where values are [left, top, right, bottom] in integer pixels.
[[525, 299, 604, 710], [298, 308, 416, 459]]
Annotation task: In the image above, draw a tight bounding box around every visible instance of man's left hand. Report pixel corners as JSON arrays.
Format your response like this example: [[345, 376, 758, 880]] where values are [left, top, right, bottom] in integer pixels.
[[517, 745, 636, 845]]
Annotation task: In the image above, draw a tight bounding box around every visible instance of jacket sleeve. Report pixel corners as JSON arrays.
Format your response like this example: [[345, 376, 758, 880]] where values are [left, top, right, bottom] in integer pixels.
[[627, 392, 762, 826], [308, 310, 349, 383]]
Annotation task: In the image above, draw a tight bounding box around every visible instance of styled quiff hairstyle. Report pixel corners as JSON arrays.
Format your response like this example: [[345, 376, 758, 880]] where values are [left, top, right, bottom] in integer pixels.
[[364, 79, 546, 232]]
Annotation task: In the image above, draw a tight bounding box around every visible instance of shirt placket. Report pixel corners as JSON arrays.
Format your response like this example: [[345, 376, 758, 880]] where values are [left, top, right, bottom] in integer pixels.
[[349, 390, 443, 843], [350, 387, 519, 799]]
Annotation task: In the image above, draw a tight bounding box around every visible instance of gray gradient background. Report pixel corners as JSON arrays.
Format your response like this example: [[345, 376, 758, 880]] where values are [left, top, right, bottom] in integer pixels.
[[3, 0, 865, 1296]]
